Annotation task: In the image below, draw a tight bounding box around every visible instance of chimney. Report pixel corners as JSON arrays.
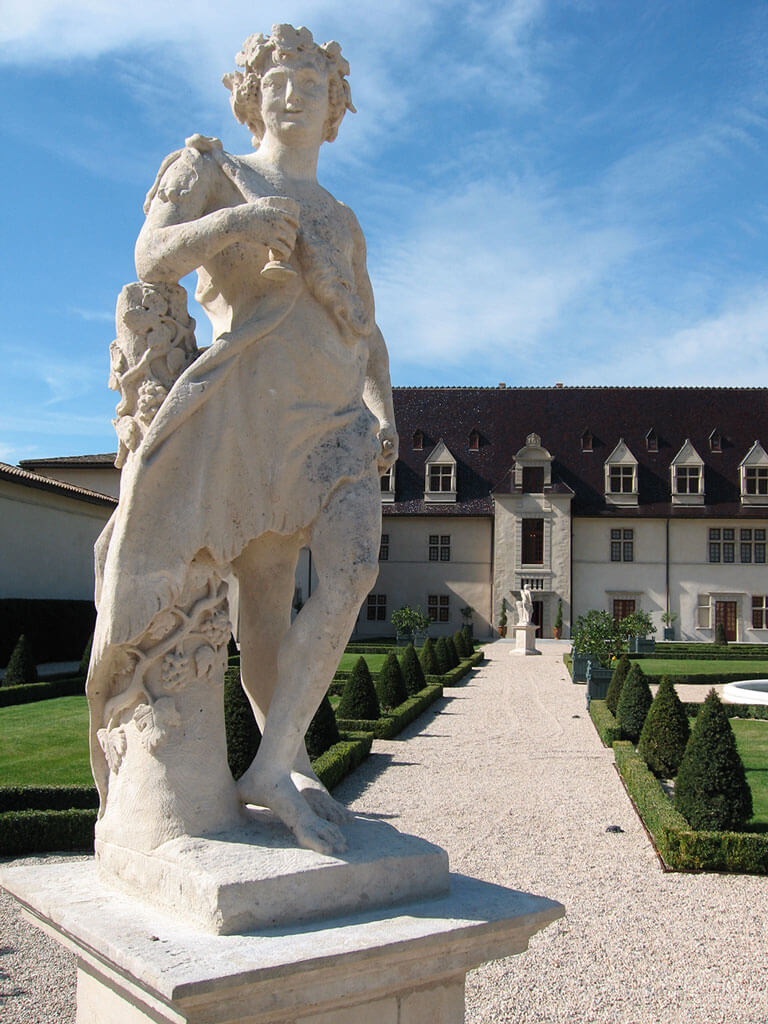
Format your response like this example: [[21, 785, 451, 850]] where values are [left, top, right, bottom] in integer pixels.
[[555, 382, 564, 388], [498, 382, 507, 389]]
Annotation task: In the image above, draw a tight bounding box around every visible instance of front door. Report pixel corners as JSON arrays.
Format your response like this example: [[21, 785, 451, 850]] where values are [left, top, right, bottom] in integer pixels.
[[715, 601, 738, 642], [532, 600, 543, 636]]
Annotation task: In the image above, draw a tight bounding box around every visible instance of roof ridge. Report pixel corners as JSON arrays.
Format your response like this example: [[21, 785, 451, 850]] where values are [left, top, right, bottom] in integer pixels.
[[0, 461, 117, 506]]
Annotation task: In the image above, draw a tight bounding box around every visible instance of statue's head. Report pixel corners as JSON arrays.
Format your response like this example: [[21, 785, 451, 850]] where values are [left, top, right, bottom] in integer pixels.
[[223, 24, 356, 148]]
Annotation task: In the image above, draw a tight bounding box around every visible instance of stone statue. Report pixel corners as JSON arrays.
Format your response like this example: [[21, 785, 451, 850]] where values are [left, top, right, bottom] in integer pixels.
[[87, 24, 398, 863], [516, 586, 533, 625]]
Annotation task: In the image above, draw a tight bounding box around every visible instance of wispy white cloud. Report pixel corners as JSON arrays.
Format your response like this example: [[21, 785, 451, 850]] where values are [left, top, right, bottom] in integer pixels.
[[68, 307, 114, 323]]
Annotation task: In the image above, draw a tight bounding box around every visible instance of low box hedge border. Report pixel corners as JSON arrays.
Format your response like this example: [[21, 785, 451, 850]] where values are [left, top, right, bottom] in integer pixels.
[[0, 734, 375, 856], [337, 683, 444, 739], [613, 741, 768, 874], [641, 670, 768, 687], [0, 676, 84, 707], [589, 700, 622, 746]]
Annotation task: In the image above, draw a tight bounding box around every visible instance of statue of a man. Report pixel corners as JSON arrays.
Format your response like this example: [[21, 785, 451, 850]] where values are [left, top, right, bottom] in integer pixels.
[[87, 25, 397, 860]]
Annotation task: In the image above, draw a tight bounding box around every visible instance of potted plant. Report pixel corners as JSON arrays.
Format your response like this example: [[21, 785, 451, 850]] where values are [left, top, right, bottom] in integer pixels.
[[498, 599, 507, 638], [460, 605, 475, 638], [571, 610, 621, 684], [618, 610, 657, 654], [553, 598, 563, 639], [661, 609, 677, 641], [391, 605, 431, 647]]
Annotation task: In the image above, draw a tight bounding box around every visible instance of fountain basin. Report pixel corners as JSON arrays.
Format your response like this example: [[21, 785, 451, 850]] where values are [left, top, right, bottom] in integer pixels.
[[722, 679, 768, 706]]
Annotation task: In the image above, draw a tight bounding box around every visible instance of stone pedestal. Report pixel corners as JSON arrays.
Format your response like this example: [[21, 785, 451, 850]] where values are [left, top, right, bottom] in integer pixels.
[[511, 624, 540, 655], [1, 859, 563, 1024]]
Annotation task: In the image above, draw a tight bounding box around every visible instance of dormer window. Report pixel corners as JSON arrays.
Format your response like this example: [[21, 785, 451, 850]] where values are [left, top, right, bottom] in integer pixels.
[[581, 430, 593, 452], [709, 429, 722, 453], [412, 430, 424, 451], [604, 440, 638, 505], [740, 442, 768, 505], [512, 433, 553, 491], [424, 441, 457, 503], [468, 429, 480, 452], [380, 464, 395, 503], [645, 428, 658, 453], [671, 440, 704, 505]]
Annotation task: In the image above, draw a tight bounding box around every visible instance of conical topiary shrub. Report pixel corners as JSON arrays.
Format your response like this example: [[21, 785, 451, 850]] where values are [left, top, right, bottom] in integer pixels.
[[616, 663, 652, 743], [434, 637, 451, 675], [400, 644, 426, 696], [638, 676, 690, 777], [376, 652, 408, 711], [445, 636, 460, 669], [674, 689, 753, 831], [337, 656, 380, 719], [419, 637, 439, 676], [715, 622, 728, 645], [3, 634, 38, 686], [305, 695, 340, 760], [605, 654, 630, 716], [454, 629, 469, 660], [224, 668, 261, 780], [461, 624, 474, 652]]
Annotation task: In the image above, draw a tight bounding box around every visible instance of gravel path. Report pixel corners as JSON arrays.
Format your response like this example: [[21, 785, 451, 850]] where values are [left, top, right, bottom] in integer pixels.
[[3, 642, 767, 1022]]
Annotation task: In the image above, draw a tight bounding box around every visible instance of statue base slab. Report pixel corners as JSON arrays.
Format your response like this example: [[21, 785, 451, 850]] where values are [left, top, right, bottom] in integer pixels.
[[95, 813, 449, 934], [1, 859, 563, 1024], [511, 624, 541, 655]]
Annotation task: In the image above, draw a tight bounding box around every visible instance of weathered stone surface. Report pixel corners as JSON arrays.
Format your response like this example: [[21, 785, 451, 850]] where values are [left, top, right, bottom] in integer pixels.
[[95, 814, 448, 934]]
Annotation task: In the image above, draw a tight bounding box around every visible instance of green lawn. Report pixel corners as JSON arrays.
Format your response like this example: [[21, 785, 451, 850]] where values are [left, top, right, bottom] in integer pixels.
[[732, 718, 768, 829], [337, 652, 390, 674], [0, 695, 92, 786], [639, 658, 768, 678]]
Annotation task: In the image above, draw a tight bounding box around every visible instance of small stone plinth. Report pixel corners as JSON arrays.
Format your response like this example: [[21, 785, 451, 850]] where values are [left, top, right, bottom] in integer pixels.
[[95, 814, 449, 934], [1, 859, 563, 1024], [511, 624, 541, 655]]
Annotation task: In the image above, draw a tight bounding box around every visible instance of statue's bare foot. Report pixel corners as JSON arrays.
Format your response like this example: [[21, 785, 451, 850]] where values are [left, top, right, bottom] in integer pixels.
[[238, 766, 347, 855], [292, 769, 354, 825]]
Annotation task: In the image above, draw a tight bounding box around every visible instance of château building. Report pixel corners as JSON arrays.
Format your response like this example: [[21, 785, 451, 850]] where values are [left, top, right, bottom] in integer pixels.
[[4, 385, 768, 644]]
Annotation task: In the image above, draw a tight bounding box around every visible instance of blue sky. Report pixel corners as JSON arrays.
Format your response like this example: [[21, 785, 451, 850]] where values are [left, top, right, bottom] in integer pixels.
[[2, 1, 767, 464]]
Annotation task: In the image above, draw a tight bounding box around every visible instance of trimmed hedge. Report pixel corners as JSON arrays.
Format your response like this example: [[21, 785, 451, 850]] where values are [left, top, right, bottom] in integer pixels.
[[0, 808, 97, 856], [337, 683, 444, 739], [426, 651, 483, 688], [641, 670, 768, 687], [638, 676, 690, 778], [682, 702, 768, 721], [589, 700, 622, 747], [337, 657, 380, 720], [613, 741, 768, 874], [0, 785, 97, 812], [0, 599, 96, 665], [615, 664, 652, 743], [312, 734, 373, 791], [0, 676, 84, 707], [3, 635, 38, 686]]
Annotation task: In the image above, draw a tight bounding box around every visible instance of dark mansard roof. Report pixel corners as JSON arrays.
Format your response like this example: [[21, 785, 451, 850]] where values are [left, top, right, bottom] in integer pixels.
[[385, 386, 768, 519]]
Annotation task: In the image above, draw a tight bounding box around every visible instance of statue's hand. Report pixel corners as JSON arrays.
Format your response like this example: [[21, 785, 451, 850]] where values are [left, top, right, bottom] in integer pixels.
[[377, 424, 399, 474], [235, 197, 299, 262]]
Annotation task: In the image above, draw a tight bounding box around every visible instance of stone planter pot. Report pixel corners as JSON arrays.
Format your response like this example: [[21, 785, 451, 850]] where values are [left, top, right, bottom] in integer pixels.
[[628, 636, 656, 654], [586, 660, 613, 704], [413, 630, 429, 649], [571, 652, 589, 683], [395, 632, 413, 647], [663, 627, 675, 641]]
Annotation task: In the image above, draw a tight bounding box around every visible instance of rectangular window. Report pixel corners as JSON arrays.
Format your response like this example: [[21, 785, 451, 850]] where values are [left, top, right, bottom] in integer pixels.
[[676, 466, 700, 494], [366, 594, 387, 621], [745, 467, 768, 495], [708, 528, 721, 563], [756, 528, 766, 564], [610, 528, 633, 561], [696, 594, 712, 629], [752, 596, 768, 629], [428, 534, 450, 561], [741, 528, 752, 563], [723, 528, 735, 563], [379, 533, 389, 561], [522, 518, 544, 564], [427, 594, 450, 622], [522, 466, 544, 493], [429, 464, 453, 492], [380, 467, 393, 493], [609, 466, 634, 493]]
